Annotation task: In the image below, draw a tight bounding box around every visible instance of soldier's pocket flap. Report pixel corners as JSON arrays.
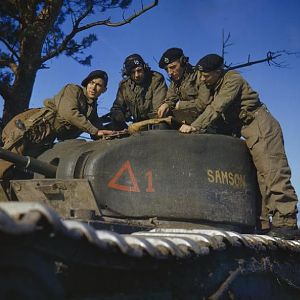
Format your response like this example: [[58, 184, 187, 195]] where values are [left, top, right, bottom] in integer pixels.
[[245, 134, 258, 149], [242, 117, 261, 149], [242, 121, 259, 149]]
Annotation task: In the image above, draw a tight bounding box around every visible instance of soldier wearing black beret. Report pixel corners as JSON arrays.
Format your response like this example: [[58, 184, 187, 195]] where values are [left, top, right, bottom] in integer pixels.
[[182, 53, 299, 239], [157, 48, 211, 122], [0, 70, 113, 178], [158, 48, 184, 69], [197, 54, 224, 72]]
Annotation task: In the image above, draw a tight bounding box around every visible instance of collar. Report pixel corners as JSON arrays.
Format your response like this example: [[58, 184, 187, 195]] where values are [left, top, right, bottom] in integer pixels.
[[210, 70, 225, 92]]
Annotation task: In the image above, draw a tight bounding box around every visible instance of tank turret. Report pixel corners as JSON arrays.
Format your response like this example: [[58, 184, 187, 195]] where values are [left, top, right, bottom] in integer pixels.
[[31, 130, 259, 231], [1, 131, 259, 231]]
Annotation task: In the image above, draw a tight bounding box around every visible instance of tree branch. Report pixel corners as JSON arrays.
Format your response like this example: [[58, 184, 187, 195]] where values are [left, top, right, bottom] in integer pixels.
[[219, 30, 297, 70], [0, 37, 20, 61], [226, 51, 287, 70], [0, 58, 18, 74], [79, 0, 158, 28], [40, 2, 93, 63], [0, 81, 12, 101], [221, 29, 233, 59], [0, 0, 22, 22], [40, 0, 158, 63], [73, 1, 94, 27]]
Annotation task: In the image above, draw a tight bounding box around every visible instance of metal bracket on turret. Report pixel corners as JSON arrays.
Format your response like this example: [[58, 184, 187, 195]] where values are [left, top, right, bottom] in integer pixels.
[[10, 179, 101, 219]]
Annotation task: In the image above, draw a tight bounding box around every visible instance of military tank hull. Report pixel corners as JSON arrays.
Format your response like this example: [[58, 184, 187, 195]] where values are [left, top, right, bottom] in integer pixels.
[[1, 203, 300, 300], [0, 130, 299, 299]]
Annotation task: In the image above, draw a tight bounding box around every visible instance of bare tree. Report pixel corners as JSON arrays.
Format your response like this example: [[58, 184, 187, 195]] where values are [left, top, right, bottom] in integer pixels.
[[0, 0, 158, 125], [221, 30, 299, 70]]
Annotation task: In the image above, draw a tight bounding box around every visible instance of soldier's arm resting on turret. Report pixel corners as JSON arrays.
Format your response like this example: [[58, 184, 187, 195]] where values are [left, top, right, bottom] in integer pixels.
[[56, 85, 99, 136], [157, 82, 179, 118], [151, 73, 168, 114], [187, 75, 243, 133], [86, 107, 111, 139]]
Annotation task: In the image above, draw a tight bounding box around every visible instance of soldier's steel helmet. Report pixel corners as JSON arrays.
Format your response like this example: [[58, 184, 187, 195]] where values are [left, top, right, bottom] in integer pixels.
[[81, 70, 108, 87], [159, 48, 184, 69], [123, 54, 146, 76], [197, 54, 224, 72]]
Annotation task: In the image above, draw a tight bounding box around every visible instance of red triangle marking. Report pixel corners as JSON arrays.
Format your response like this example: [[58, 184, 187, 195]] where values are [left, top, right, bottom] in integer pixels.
[[108, 160, 140, 192]]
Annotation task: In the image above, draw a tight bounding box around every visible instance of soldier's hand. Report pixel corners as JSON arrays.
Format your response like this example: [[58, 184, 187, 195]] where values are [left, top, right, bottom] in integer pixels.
[[179, 124, 197, 134], [96, 129, 114, 137], [157, 103, 169, 118]]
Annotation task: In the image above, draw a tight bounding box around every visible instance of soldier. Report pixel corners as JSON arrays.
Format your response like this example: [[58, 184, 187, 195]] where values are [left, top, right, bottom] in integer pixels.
[[0, 70, 113, 178], [184, 53, 299, 239], [157, 48, 211, 129], [110, 54, 167, 130]]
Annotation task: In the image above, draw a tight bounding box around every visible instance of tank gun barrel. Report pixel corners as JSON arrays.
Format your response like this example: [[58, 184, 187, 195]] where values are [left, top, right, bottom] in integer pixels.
[[0, 148, 57, 177]]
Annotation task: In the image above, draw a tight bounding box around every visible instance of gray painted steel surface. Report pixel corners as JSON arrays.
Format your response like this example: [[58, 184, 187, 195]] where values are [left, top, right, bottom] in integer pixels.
[[37, 131, 258, 228]]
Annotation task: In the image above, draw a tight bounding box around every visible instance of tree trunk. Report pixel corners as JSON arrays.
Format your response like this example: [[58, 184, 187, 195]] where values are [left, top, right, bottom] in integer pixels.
[[1, 0, 63, 126], [2, 62, 38, 125]]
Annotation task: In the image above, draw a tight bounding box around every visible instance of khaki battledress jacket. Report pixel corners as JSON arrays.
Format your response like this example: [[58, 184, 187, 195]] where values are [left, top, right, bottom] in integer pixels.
[[163, 64, 211, 125], [192, 70, 298, 229], [110, 71, 167, 129], [0, 84, 100, 177], [44, 84, 100, 139]]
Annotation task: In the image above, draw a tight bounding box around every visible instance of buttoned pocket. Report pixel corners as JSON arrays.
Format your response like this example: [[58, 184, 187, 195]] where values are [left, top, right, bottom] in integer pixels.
[[242, 119, 259, 149]]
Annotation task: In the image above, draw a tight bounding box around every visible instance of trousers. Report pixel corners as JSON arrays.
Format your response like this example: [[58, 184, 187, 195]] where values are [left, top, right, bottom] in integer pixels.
[[241, 106, 298, 229]]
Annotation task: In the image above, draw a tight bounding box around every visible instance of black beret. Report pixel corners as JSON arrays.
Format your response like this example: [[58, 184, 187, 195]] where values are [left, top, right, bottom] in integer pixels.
[[123, 54, 145, 75], [159, 47, 184, 69], [196, 54, 224, 72], [81, 70, 108, 87]]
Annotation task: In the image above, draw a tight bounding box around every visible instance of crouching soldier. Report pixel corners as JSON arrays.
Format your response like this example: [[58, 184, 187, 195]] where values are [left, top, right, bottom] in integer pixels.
[[110, 54, 167, 130], [0, 70, 113, 178], [184, 53, 299, 239], [157, 48, 217, 131]]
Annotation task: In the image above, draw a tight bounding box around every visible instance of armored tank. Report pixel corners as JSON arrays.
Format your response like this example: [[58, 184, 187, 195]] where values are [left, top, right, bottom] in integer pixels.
[[0, 129, 300, 300]]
